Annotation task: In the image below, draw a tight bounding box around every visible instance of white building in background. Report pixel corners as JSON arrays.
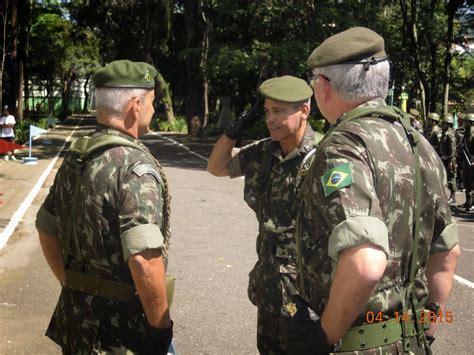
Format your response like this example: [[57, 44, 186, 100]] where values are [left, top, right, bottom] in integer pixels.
[[26, 77, 93, 114]]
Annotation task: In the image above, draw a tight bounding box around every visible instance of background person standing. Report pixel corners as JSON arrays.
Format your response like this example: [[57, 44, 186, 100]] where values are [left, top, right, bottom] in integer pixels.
[[425, 112, 442, 155], [208, 75, 321, 354], [0, 105, 17, 161], [440, 113, 458, 203], [460, 113, 474, 211]]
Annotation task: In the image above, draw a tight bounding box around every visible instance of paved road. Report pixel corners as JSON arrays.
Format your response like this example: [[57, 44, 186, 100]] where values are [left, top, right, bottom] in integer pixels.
[[0, 117, 472, 354]]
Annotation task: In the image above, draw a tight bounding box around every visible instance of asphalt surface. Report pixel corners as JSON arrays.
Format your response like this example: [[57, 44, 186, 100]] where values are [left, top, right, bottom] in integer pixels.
[[0, 116, 472, 354]]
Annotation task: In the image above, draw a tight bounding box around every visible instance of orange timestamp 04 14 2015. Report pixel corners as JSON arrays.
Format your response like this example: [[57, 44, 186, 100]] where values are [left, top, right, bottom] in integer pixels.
[[365, 310, 454, 324]]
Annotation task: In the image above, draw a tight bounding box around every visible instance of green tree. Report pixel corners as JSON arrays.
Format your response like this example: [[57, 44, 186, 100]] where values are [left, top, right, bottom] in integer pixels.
[[29, 3, 99, 119], [67, 0, 176, 123]]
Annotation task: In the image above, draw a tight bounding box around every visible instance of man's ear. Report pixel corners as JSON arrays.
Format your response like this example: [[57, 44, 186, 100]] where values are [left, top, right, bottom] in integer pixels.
[[321, 77, 332, 104], [301, 102, 310, 120], [131, 97, 141, 118]]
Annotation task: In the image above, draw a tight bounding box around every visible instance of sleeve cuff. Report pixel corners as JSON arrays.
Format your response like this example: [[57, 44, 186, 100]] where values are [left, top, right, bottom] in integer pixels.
[[328, 216, 389, 262], [430, 222, 459, 254], [121, 223, 164, 261], [35, 205, 58, 236]]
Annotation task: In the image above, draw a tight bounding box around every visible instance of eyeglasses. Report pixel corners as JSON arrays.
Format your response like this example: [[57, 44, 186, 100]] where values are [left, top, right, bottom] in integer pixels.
[[309, 74, 330, 87]]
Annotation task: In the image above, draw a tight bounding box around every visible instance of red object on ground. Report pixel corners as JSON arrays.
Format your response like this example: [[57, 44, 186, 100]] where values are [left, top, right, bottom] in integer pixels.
[[0, 139, 24, 154]]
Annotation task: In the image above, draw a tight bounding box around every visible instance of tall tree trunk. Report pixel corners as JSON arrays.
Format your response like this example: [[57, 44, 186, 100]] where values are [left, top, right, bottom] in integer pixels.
[[399, 0, 430, 118], [17, 60, 23, 120], [143, 1, 175, 124], [0, 1, 9, 110], [201, 3, 210, 128], [441, 0, 463, 115], [155, 71, 175, 122], [184, 0, 204, 135], [83, 73, 91, 112], [10, 0, 18, 115], [21, 0, 31, 118], [61, 69, 76, 119]]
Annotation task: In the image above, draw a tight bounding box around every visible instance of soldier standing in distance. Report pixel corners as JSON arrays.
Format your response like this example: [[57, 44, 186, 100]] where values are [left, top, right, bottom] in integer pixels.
[[460, 113, 474, 211], [425, 112, 442, 155], [440, 113, 458, 203], [409, 108, 423, 134], [36, 60, 173, 354], [287, 27, 460, 354], [208, 76, 322, 354]]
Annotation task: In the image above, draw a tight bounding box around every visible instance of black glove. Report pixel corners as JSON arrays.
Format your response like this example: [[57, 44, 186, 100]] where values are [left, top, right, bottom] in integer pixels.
[[425, 335, 435, 346], [224, 104, 263, 140], [287, 296, 333, 355], [141, 321, 173, 355]]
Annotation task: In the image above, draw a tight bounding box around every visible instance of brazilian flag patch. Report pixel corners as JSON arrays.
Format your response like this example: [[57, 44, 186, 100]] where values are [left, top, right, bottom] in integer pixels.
[[321, 163, 353, 197]]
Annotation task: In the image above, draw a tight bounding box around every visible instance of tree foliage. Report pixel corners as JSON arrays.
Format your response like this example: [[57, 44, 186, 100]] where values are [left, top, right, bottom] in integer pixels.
[[1, 0, 473, 128]]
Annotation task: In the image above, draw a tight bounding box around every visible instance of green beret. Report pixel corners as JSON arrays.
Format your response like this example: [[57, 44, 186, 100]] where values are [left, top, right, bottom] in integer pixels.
[[258, 76, 313, 103], [307, 27, 386, 69], [93, 60, 157, 89]]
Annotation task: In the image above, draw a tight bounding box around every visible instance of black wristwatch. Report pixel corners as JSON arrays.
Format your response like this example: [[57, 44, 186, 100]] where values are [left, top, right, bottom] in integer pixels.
[[424, 302, 441, 314]]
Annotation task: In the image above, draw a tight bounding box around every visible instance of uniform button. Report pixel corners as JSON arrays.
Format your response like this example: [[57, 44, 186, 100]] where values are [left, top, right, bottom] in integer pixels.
[[80, 286, 84, 292], [384, 338, 388, 343], [359, 329, 364, 334], [360, 342, 366, 349]]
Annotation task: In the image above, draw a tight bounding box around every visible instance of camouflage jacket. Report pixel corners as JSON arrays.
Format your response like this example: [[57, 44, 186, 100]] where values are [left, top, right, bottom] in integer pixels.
[[461, 126, 474, 162], [440, 127, 457, 161], [228, 124, 321, 314], [425, 124, 441, 154], [35, 126, 168, 353], [296, 100, 459, 326]]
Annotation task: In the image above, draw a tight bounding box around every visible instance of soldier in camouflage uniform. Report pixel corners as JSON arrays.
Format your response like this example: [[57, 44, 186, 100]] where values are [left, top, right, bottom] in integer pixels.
[[287, 27, 460, 354], [460, 113, 474, 211], [36, 60, 173, 354], [424, 113, 441, 155], [208, 76, 322, 354], [440, 113, 458, 203], [409, 108, 423, 134]]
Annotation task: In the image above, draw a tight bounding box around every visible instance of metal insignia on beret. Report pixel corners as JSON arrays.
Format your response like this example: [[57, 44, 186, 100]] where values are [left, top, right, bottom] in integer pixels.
[[133, 164, 162, 184], [145, 69, 151, 82]]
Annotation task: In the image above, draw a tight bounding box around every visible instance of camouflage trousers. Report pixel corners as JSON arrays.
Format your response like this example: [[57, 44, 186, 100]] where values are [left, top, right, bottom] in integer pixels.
[[257, 307, 290, 355], [442, 158, 457, 192], [462, 162, 473, 206]]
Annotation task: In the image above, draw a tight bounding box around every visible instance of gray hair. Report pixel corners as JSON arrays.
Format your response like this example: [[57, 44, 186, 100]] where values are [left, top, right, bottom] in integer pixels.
[[292, 98, 311, 111], [95, 88, 150, 118], [312, 60, 390, 102]]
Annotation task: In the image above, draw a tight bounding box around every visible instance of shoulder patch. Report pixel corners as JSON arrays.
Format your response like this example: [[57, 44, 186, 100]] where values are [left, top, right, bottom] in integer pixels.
[[132, 164, 162, 185], [321, 162, 353, 197]]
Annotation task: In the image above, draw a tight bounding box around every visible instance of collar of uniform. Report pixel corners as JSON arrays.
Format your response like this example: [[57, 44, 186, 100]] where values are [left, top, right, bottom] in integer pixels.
[[263, 123, 316, 162], [334, 97, 387, 128], [95, 124, 140, 144]]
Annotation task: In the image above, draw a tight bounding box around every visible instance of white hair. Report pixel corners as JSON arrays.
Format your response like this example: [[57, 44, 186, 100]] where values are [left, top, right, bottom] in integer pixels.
[[95, 88, 150, 118], [312, 60, 390, 102]]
